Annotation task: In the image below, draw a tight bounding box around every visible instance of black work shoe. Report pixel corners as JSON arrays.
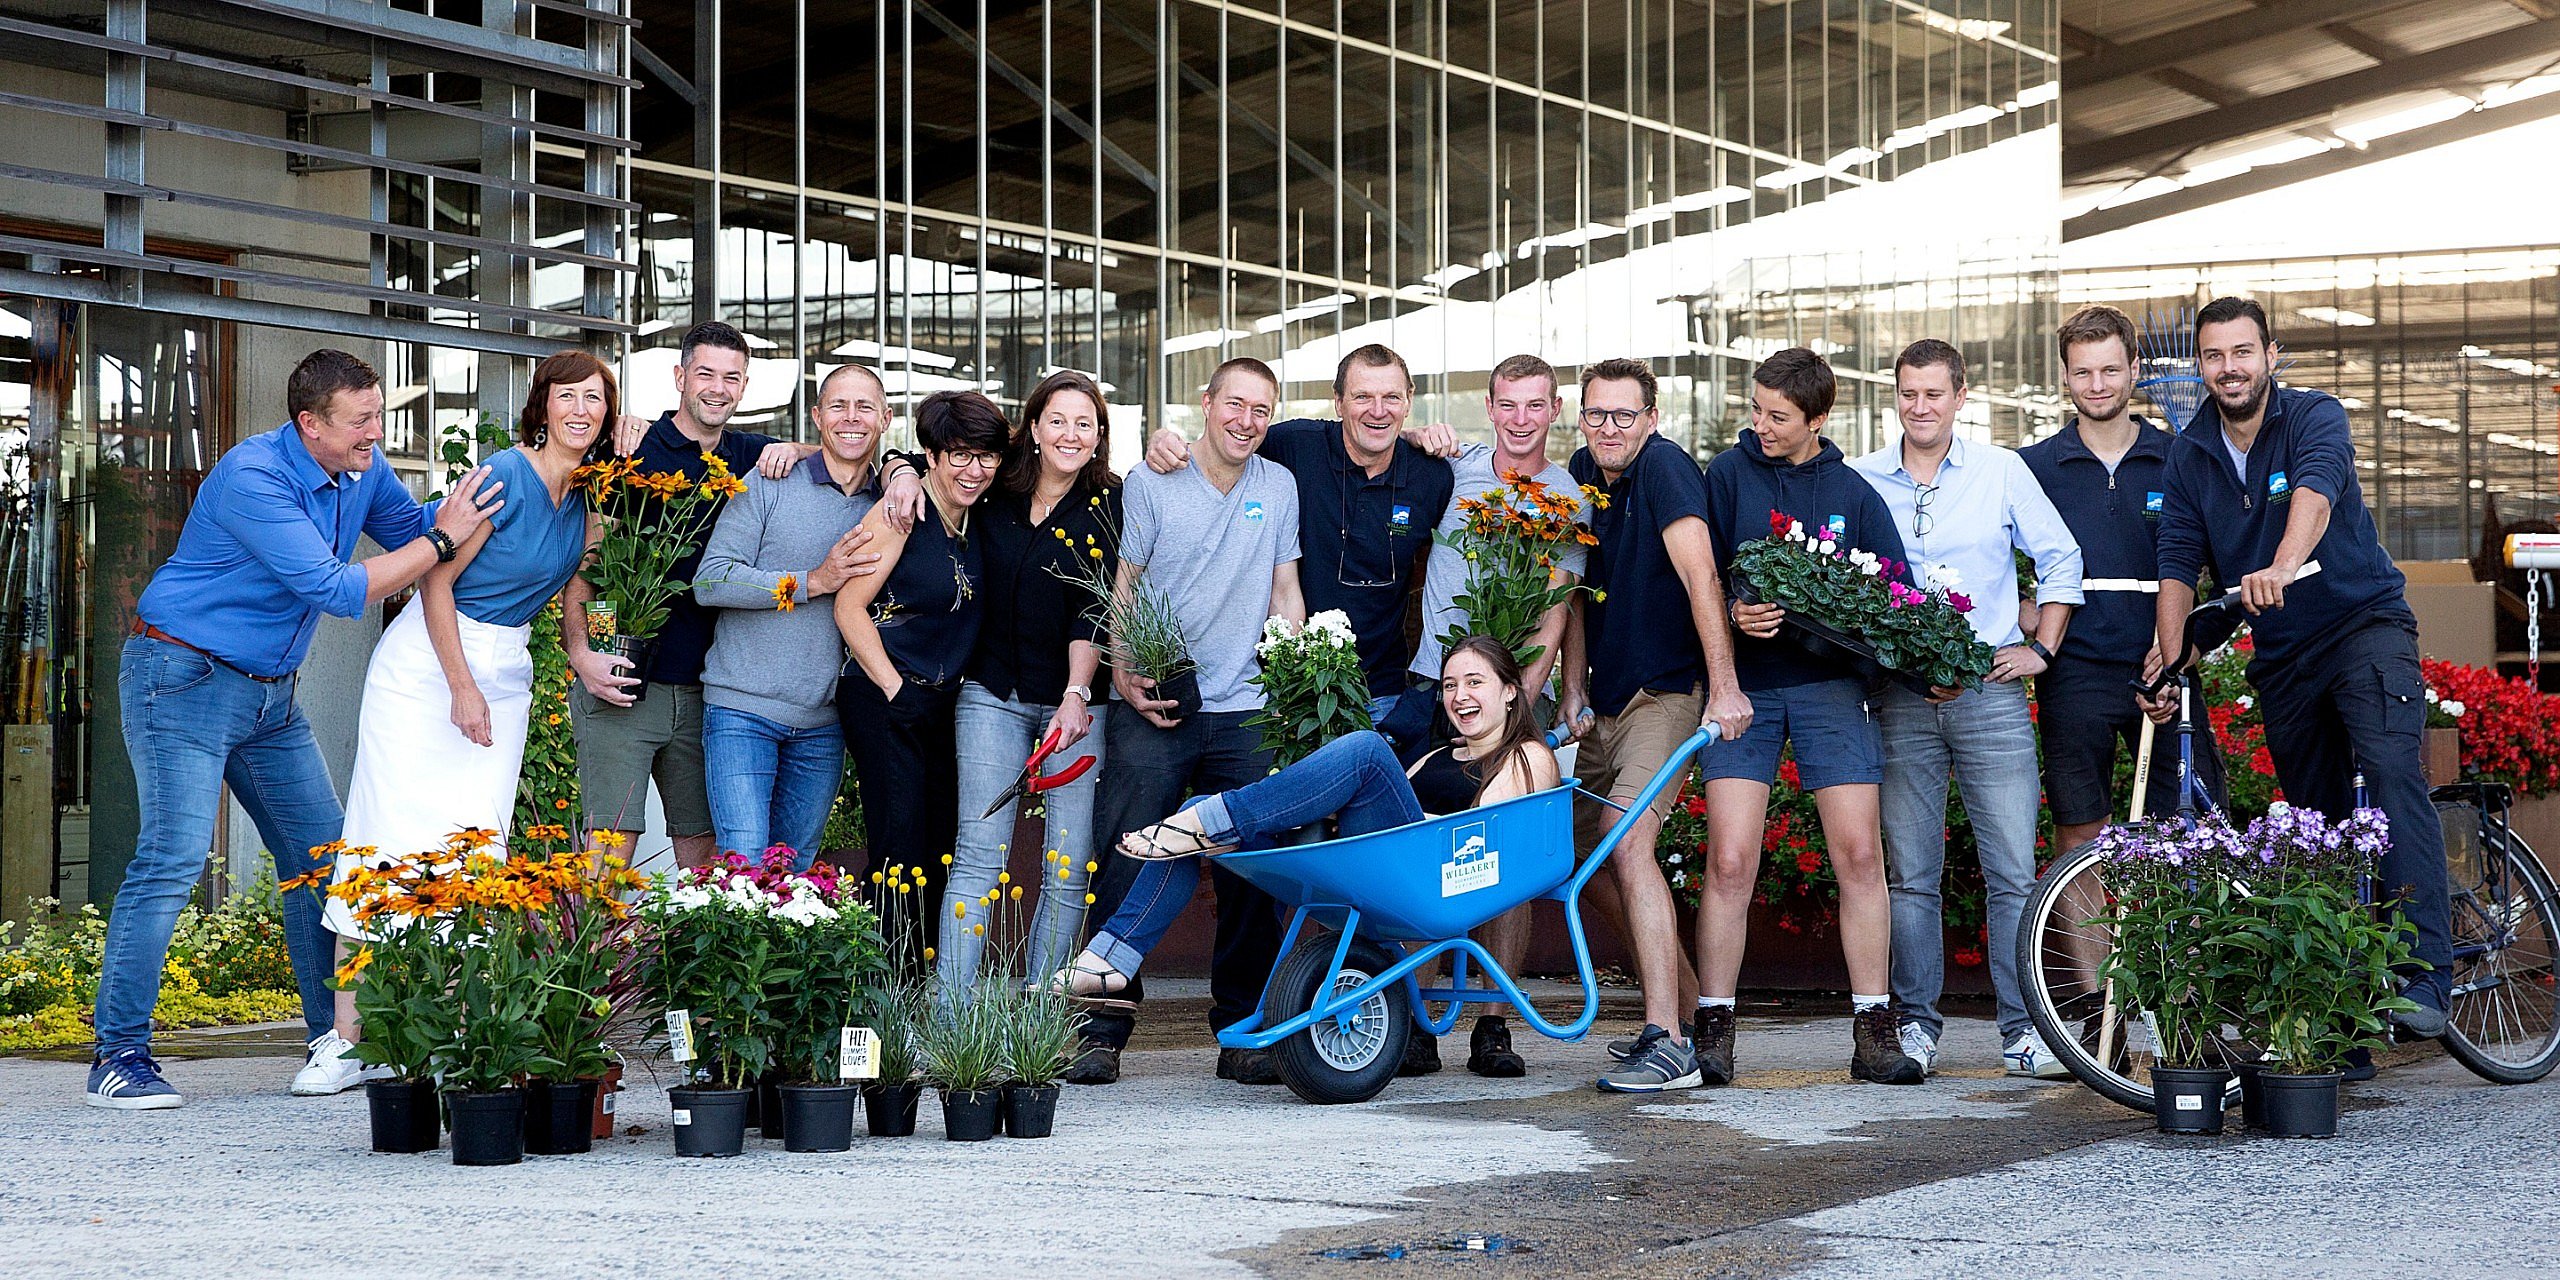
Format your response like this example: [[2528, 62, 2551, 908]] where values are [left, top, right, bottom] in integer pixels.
[[1850, 1007, 1924, 1085], [1608, 1019, 1695, 1062], [1467, 1016, 1526, 1078], [1398, 1031, 1443, 1077], [1693, 1005, 1737, 1086], [1062, 1040, 1121, 1085], [1218, 1047, 1281, 1085], [2341, 1046, 2378, 1082]]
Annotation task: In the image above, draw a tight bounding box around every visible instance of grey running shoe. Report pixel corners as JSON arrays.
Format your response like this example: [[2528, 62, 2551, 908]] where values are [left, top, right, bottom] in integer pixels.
[[1693, 1005, 1737, 1086], [1597, 1025, 1703, 1093], [1607, 1018, 1694, 1062], [1851, 1007, 1924, 1085]]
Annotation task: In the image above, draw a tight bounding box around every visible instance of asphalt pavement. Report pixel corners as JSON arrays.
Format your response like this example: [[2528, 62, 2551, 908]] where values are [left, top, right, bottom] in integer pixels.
[[4, 981, 2550, 1279]]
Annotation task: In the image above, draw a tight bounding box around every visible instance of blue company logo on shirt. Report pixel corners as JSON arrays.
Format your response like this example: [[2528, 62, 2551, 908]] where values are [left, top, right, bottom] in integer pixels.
[[2144, 491, 2164, 519], [1243, 501, 1266, 521], [2268, 471, 2291, 502], [1390, 503, 1414, 532], [1826, 514, 1848, 538]]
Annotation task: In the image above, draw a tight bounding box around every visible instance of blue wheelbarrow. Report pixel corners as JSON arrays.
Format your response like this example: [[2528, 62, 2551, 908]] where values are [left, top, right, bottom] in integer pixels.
[[1213, 726, 1717, 1103]]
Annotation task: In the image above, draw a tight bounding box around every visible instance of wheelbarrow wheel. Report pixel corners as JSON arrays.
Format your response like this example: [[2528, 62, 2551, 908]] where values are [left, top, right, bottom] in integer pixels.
[[1267, 932, 1412, 1105]]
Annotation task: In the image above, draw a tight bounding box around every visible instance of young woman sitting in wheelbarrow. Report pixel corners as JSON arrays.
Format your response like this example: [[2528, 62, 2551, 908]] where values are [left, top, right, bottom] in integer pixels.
[[1056, 635, 1560, 1002]]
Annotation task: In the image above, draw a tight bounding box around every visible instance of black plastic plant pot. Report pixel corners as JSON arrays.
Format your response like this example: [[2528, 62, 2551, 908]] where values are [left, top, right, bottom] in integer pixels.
[[445, 1088, 527, 1166], [779, 1084, 859, 1153], [2234, 1062, 2268, 1132], [607, 635, 658, 703], [365, 1078, 441, 1154], [523, 1078, 599, 1155], [668, 1086, 752, 1157], [2258, 1070, 2343, 1139], [756, 1071, 788, 1140], [863, 1082, 921, 1137], [940, 1087, 1002, 1142], [1156, 669, 1202, 721], [2150, 1066, 2230, 1135], [1002, 1083, 1059, 1139]]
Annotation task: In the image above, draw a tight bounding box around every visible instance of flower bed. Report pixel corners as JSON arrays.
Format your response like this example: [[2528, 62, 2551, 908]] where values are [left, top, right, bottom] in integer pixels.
[[1, 885, 301, 1052]]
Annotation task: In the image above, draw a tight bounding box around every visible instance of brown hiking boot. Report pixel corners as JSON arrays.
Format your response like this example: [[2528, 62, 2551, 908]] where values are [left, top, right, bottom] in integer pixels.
[[1693, 1005, 1737, 1085], [1851, 1007, 1924, 1084]]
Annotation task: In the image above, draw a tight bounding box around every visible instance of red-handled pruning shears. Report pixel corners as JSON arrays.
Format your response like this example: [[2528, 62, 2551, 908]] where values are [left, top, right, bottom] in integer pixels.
[[979, 726, 1097, 820]]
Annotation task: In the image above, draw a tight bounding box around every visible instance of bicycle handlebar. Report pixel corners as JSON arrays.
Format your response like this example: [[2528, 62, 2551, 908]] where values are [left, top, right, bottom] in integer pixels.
[[2137, 559, 2323, 699]]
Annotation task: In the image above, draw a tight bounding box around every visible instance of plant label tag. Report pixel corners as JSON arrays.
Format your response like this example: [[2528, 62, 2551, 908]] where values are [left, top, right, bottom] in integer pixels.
[[2174, 1095, 2203, 1111], [600, 1089, 616, 1116], [665, 1009, 696, 1063], [1441, 821, 1498, 897], [840, 1026, 879, 1081], [671, 1108, 692, 1126]]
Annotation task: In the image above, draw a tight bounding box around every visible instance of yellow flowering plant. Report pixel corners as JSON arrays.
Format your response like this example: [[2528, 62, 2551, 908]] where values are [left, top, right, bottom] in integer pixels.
[[1433, 473, 1595, 667], [572, 452, 750, 647]]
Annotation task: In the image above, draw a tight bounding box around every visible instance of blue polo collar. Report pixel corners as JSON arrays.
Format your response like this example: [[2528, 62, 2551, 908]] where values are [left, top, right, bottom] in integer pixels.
[[278, 423, 344, 491]]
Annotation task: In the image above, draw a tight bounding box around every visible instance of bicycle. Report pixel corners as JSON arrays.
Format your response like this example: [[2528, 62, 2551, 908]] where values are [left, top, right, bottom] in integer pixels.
[[2018, 587, 2560, 1112]]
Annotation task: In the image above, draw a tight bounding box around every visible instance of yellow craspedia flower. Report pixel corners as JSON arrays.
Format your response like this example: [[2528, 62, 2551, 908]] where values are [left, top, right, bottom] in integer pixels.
[[1009, 885, 1023, 901], [972, 924, 984, 936], [997, 871, 1010, 886], [940, 853, 954, 866], [1085, 861, 1099, 873], [1083, 893, 1096, 904], [953, 902, 967, 918], [923, 947, 936, 961]]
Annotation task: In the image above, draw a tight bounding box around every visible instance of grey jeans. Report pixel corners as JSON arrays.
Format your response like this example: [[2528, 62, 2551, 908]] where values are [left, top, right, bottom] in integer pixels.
[[1877, 678, 2042, 1040]]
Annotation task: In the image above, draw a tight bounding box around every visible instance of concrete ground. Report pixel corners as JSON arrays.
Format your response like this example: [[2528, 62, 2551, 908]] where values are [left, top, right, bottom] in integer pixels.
[[4, 981, 2552, 1279]]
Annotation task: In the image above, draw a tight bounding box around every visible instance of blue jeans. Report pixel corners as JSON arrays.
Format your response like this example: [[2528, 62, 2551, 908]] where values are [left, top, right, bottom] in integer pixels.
[[94, 636, 340, 1056], [1091, 730, 1423, 976], [1878, 679, 2042, 1039], [701, 704, 845, 870], [941, 681, 1105, 990]]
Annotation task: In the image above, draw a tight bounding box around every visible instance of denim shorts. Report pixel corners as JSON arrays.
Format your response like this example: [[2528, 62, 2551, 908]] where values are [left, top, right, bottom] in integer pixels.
[[1699, 676, 1883, 791]]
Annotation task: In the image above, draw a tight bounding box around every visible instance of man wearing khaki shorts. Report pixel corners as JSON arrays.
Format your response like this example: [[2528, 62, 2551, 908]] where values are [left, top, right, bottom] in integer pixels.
[[1561, 358, 1753, 1093]]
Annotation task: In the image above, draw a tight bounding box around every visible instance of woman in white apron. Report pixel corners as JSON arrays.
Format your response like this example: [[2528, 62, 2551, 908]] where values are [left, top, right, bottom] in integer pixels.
[[295, 350, 610, 1095]]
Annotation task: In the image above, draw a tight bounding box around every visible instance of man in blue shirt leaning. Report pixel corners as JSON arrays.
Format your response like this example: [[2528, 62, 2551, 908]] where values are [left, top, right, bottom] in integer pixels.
[[1853, 339, 2083, 1082], [2149, 296, 2452, 1044], [89, 349, 501, 1109]]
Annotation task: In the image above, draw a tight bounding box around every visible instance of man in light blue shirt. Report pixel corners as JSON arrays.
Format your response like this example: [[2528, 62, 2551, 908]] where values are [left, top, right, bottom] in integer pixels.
[[1851, 339, 2082, 1082], [89, 350, 499, 1110]]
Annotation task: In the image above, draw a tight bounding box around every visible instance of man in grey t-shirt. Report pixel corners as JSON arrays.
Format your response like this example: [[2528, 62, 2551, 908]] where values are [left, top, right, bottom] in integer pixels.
[[1067, 357, 1307, 1087]]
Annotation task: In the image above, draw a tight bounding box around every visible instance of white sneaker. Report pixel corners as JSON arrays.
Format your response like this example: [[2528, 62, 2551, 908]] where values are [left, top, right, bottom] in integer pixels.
[[292, 1032, 392, 1096], [2003, 1029, 2073, 1080], [1898, 1022, 1940, 1077]]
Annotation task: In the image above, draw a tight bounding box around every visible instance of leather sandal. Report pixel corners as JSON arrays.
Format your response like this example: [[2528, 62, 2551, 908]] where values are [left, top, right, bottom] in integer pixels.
[[1118, 820, 1231, 862]]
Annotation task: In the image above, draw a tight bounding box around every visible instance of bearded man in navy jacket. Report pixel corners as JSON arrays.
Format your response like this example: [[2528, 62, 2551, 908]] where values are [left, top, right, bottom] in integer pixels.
[[2148, 296, 2452, 1042]]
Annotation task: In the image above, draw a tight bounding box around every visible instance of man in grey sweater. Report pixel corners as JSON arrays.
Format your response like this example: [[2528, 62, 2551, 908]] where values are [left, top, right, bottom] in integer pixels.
[[694, 363, 901, 866]]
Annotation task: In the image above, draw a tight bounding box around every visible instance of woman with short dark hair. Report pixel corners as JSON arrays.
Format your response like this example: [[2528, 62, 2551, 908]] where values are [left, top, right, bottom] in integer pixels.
[[835, 390, 1005, 964], [299, 349, 611, 1096]]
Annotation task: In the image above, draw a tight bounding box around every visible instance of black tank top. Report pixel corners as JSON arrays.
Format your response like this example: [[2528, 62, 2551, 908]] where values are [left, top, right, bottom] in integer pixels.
[[1408, 747, 1488, 816]]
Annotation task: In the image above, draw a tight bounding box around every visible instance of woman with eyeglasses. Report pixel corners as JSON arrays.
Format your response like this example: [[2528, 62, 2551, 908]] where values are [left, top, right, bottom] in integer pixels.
[[836, 390, 1003, 965], [940, 370, 1120, 994]]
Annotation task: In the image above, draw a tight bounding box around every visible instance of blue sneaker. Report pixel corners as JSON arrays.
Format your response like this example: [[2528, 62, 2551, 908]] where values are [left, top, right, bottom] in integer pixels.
[[86, 1049, 184, 1110]]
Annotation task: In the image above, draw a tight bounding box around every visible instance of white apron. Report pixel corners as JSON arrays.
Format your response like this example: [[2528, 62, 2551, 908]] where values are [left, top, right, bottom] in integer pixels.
[[324, 602, 536, 938]]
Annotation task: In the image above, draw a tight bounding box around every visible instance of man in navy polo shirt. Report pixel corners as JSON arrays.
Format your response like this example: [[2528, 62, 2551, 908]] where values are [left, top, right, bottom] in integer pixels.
[[88, 349, 501, 1109], [1148, 343, 1455, 719], [2150, 296, 2453, 1041], [2021, 305, 2226, 852]]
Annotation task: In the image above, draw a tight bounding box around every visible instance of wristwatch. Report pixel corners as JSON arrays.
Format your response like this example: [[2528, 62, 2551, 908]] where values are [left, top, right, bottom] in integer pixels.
[[424, 528, 458, 563], [1062, 683, 1092, 703], [2026, 639, 2054, 663]]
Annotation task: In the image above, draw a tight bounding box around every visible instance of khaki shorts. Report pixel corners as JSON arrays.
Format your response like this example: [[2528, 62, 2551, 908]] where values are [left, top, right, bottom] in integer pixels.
[[571, 681, 712, 837], [1573, 684, 1705, 854]]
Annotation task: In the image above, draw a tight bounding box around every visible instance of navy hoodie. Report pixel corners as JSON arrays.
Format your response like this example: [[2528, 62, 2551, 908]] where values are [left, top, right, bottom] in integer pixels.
[[1703, 431, 1910, 690], [2018, 417, 2172, 668], [2155, 383, 2413, 669]]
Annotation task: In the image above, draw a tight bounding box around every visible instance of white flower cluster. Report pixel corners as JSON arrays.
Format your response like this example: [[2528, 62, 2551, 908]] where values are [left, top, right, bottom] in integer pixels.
[[1846, 548, 1884, 576], [2424, 687, 2467, 719], [660, 874, 840, 925], [1257, 609, 1359, 658]]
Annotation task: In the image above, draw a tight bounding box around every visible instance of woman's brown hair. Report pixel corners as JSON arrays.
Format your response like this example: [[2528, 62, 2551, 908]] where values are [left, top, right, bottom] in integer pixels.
[[517, 348, 619, 456], [1001, 368, 1118, 496]]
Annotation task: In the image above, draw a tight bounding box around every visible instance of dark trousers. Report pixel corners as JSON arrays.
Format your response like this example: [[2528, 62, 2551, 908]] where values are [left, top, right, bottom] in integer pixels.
[[2252, 621, 2454, 994], [839, 674, 960, 973], [1078, 703, 1281, 1049], [2037, 657, 2229, 827]]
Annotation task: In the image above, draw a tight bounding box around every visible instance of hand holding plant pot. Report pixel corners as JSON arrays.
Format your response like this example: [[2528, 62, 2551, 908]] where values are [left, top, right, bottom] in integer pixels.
[[573, 453, 749, 697], [1434, 473, 1593, 666], [1734, 511, 1994, 694], [1048, 508, 1197, 721], [1245, 611, 1374, 767]]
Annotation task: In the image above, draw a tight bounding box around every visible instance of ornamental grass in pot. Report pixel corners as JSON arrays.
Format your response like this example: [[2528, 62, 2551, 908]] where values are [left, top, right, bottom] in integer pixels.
[[2235, 805, 2421, 1139], [1053, 536, 1197, 719], [920, 981, 1010, 1142], [999, 983, 1084, 1139], [2092, 817, 2262, 1135]]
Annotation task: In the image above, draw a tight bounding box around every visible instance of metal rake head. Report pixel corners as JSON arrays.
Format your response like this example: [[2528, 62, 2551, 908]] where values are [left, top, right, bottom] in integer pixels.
[[2136, 305, 2204, 430]]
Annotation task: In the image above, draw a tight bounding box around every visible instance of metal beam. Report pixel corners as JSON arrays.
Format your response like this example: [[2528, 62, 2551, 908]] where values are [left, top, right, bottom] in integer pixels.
[[2066, 16, 2560, 179], [2065, 89, 2560, 239], [912, 0, 1155, 192], [2063, 0, 2414, 91], [631, 36, 698, 106]]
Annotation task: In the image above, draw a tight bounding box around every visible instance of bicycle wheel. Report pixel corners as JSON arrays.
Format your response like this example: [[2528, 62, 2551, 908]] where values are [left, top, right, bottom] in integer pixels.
[[2018, 843, 2246, 1114], [2440, 820, 2560, 1084]]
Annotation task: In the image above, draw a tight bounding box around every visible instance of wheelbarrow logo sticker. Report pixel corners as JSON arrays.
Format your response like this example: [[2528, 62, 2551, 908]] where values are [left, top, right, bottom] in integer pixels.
[[1442, 821, 1498, 897]]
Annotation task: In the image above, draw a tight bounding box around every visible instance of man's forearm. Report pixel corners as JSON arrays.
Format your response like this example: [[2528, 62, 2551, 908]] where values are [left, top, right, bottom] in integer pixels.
[[2031, 602, 2071, 654], [2154, 579, 2198, 664], [2270, 490, 2331, 574], [360, 538, 443, 607]]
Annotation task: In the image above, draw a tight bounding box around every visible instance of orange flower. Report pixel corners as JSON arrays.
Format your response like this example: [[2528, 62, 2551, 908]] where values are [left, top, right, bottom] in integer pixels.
[[333, 947, 374, 985], [772, 575, 799, 612]]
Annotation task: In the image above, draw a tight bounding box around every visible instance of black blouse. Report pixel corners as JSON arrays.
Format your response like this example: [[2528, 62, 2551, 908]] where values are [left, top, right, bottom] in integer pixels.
[[867, 490, 984, 688], [963, 483, 1121, 706], [1406, 746, 1486, 816]]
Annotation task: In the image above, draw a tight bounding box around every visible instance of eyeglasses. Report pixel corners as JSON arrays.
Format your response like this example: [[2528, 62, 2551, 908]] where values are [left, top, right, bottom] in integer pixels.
[[1336, 475, 1404, 590], [943, 449, 1003, 472], [1579, 407, 1645, 430], [1913, 482, 1938, 540]]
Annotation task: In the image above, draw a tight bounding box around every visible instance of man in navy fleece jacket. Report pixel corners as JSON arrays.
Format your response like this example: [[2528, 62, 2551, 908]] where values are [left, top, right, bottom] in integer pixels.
[[2148, 296, 2452, 1040]]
